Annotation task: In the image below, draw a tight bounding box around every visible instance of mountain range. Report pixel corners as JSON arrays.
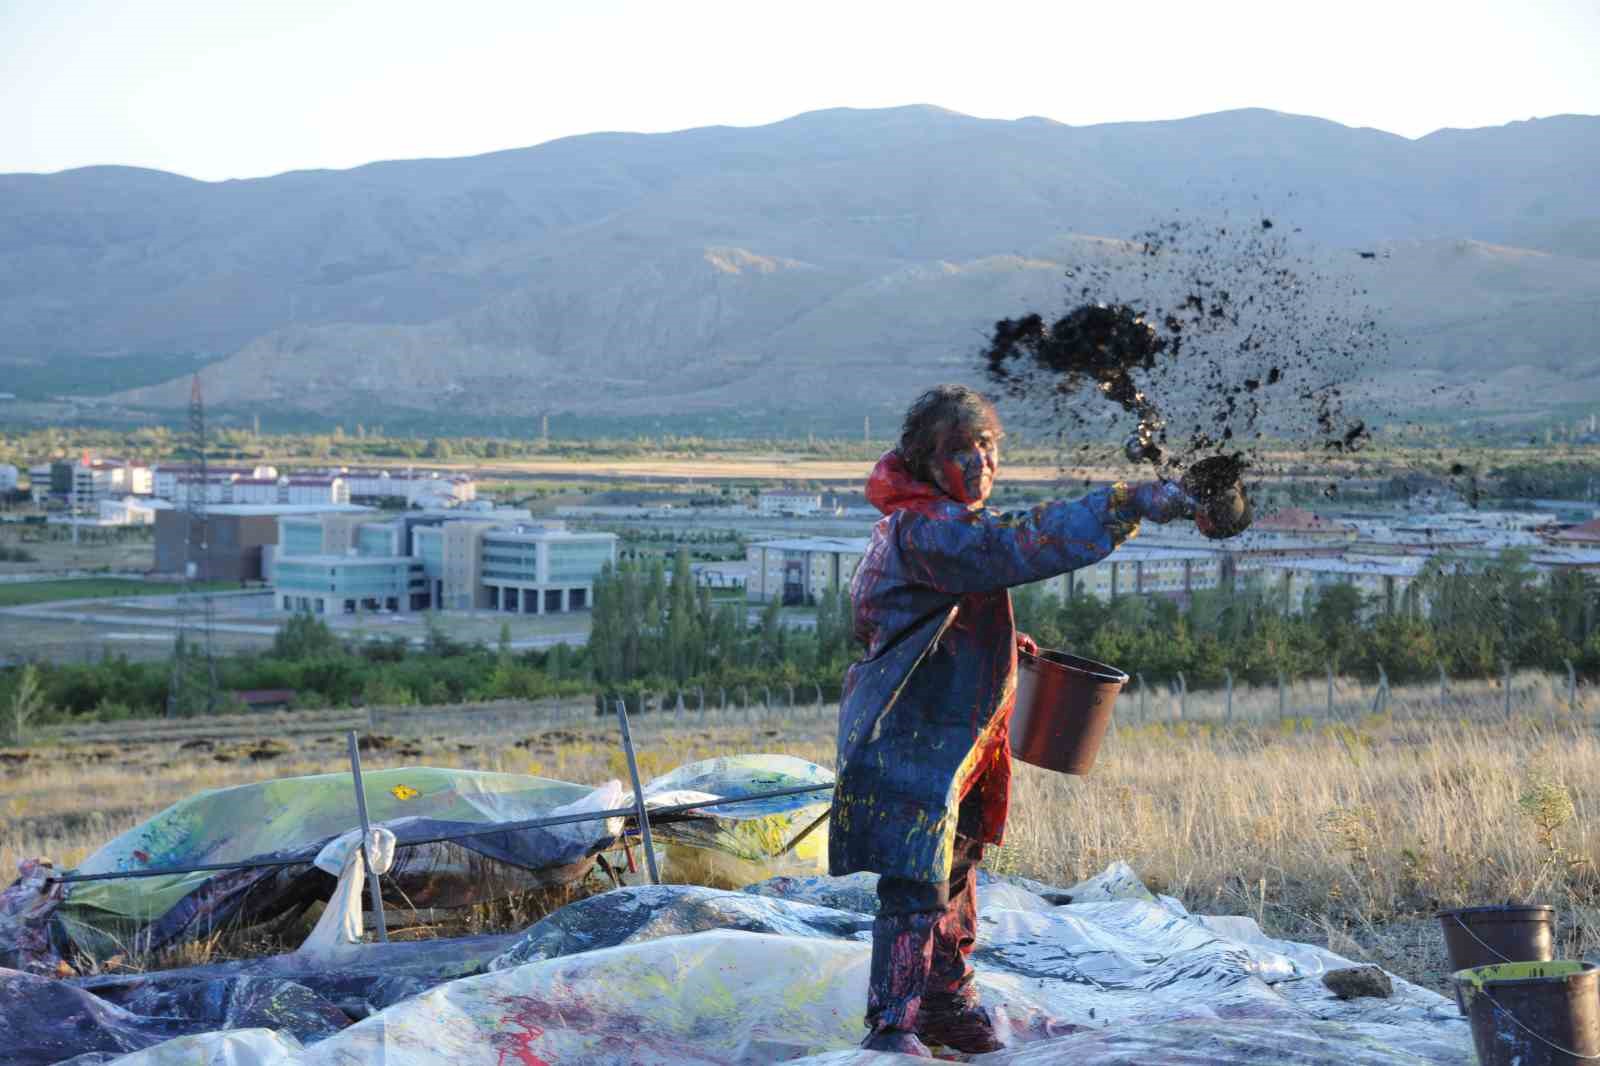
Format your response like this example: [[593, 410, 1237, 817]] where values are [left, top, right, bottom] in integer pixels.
[[3, 105, 1598, 431]]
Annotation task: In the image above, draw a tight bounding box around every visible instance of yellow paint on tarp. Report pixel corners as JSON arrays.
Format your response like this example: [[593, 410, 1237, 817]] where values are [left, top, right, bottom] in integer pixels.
[[390, 784, 420, 800]]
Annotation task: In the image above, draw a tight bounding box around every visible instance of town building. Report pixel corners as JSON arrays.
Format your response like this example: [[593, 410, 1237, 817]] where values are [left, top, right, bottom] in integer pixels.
[[154, 503, 374, 582], [271, 512, 615, 615], [151, 465, 349, 507], [98, 496, 170, 526], [746, 537, 869, 604], [1256, 555, 1430, 616], [757, 491, 823, 517], [1038, 544, 1224, 604], [51, 457, 153, 506], [28, 464, 51, 504], [334, 468, 477, 507]]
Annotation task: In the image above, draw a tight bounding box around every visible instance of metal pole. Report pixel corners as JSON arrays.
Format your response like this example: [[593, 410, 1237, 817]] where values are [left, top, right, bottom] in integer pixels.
[[1277, 671, 1286, 720], [1178, 673, 1187, 719], [1566, 658, 1578, 712], [614, 699, 661, 885], [345, 731, 388, 943], [1326, 662, 1334, 718], [1438, 662, 1447, 709], [1225, 670, 1233, 722], [1137, 673, 1147, 723]]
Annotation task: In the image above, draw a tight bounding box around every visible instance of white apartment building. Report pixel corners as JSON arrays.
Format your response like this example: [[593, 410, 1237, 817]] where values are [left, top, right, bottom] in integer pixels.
[[746, 537, 869, 604], [758, 491, 823, 516], [336, 469, 477, 506]]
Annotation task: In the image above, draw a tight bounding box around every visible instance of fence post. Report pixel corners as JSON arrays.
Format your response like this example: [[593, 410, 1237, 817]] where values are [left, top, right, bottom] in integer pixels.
[[1502, 659, 1512, 722], [1137, 673, 1147, 723], [674, 690, 685, 725], [1326, 662, 1334, 718], [1371, 664, 1387, 716], [1177, 673, 1188, 719], [815, 682, 824, 718], [1438, 662, 1447, 710], [1378, 663, 1389, 715], [1566, 659, 1578, 712], [1224, 670, 1233, 722], [1277, 671, 1286, 720]]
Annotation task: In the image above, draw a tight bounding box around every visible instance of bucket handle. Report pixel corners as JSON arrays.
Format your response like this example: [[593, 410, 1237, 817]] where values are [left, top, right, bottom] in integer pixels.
[[1479, 988, 1600, 1061], [1448, 911, 1522, 965]]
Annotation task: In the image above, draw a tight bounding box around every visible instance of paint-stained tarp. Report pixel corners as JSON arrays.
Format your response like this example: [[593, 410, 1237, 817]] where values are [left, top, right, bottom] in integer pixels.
[[58, 864, 1470, 1066], [2, 756, 834, 973]]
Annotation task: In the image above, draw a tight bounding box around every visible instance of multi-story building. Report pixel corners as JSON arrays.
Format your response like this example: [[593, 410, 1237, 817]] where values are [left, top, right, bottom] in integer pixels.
[[1257, 555, 1429, 616], [746, 537, 869, 605], [155, 503, 373, 582], [52, 457, 153, 506], [153, 467, 348, 507], [757, 491, 823, 517], [272, 513, 614, 615], [335, 469, 477, 507], [1038, 544, 1224, 604], [480, 526, 616, 614], [0, 465, 17, 493]]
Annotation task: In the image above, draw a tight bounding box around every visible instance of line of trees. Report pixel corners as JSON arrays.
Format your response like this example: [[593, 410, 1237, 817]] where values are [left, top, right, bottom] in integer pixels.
[[1013, 551, 1600, 688], [5, 548, 1599, 732], [589, 550, 855, 699]]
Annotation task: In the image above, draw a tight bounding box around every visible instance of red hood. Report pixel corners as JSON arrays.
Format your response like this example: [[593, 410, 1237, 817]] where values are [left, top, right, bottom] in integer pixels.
[[864, 450, 951, 517]]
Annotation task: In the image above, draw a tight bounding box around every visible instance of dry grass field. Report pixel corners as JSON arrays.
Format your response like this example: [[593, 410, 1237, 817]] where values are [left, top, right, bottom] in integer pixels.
[[6, 681, 1600, 990]]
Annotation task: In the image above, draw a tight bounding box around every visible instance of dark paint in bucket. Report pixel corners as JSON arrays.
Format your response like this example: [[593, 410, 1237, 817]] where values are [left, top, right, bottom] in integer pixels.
[[1455, 961, 1600, 1066], [1010, 649, 1128, 776]]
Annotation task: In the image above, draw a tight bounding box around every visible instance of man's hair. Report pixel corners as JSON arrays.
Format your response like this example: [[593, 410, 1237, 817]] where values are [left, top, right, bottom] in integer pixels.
[[898, 385, 1000, 482]]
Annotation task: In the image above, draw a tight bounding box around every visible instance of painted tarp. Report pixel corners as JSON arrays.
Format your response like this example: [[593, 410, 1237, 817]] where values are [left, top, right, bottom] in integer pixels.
[[2, 756, 834, 972], [74, 864, 1471, 1066]]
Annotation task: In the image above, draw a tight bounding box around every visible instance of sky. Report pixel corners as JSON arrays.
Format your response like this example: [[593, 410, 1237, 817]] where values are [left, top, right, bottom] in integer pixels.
[[3, 0, 1597, 182]]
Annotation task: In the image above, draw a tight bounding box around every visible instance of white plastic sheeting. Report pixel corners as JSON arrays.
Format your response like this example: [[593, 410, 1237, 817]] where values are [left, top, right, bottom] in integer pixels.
[[95, 864, 1472, 1065]]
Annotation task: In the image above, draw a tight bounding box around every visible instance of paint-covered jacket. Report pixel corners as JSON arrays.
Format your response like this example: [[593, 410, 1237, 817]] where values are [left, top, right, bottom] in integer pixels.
[[829, 451, 1144, 883]]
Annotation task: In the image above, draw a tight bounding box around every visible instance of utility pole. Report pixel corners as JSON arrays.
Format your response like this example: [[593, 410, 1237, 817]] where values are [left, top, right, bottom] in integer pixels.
[[863, 415, 870, 443], [167, 375, 219, 718]]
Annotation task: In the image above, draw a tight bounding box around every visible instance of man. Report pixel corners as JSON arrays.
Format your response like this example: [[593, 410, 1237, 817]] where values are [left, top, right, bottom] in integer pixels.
[[831, 384, 1197, 1056]]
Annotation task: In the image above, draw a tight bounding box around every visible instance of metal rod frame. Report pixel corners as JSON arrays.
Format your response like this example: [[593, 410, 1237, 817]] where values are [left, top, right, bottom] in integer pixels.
[[346, 731, 389, 943], [614, 698, 661, 884]]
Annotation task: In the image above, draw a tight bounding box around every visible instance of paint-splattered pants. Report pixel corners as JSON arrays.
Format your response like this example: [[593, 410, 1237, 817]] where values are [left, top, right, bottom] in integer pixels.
[[865, 828, 984, 1033]]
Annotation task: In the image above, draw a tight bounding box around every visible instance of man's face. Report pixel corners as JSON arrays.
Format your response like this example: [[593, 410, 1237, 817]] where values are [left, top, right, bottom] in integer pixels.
[[931, 421, 1001, 507]]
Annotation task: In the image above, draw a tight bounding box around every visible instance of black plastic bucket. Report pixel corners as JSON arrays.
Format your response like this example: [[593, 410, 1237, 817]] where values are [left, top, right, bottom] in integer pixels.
[[1439, 905, 1556, 972], [1455, 961, 1600, 1066]]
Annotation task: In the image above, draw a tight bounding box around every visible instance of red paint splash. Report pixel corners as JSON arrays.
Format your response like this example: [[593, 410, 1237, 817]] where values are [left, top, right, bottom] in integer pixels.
[[493, 997, 550, 1066]]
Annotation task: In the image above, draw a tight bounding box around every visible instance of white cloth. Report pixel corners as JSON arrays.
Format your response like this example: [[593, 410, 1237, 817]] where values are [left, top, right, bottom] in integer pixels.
[[295, 826, 396, 959]]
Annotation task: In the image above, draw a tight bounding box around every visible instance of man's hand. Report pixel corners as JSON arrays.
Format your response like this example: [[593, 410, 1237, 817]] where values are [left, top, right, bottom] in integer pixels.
[[1017, 632, 1040, 657], [1129, 480, 1197, 525]]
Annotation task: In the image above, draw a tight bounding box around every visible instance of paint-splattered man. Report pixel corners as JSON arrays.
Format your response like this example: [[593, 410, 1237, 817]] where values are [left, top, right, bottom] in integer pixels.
[[830, 384, 1198, 1055]]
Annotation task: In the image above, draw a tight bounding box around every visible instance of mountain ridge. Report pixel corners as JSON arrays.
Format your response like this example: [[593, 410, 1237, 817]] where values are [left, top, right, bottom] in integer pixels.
[[3, 105, 1598, 426]]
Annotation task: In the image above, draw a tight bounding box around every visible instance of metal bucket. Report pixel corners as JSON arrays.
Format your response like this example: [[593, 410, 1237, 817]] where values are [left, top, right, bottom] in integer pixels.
[[1010, 649, 1128, 775], [1455, 961, 1600, 1066]]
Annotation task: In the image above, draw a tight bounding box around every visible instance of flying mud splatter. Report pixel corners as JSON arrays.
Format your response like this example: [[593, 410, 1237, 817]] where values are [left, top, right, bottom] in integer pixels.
[[980, 217, 1382, 483]]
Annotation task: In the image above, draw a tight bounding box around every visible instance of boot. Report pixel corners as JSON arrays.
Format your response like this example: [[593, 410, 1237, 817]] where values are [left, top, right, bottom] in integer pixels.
[[865, 910, 938, 1035], [860, 1027, 933, 1056], [917, 993, 1007, 1054]]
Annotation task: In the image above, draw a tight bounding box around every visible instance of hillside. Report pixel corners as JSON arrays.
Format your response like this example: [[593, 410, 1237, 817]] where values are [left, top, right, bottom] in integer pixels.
[[3, 105, 1598, 427]]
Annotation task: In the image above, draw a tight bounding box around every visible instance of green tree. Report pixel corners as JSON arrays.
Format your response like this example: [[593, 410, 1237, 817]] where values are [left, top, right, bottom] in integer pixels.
[[8, 664, 47, 743]]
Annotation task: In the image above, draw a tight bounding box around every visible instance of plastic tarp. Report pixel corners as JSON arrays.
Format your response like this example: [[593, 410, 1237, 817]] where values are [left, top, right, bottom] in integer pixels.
[[5, 757, 832, 970], [68, 864, 1471, 1066]]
